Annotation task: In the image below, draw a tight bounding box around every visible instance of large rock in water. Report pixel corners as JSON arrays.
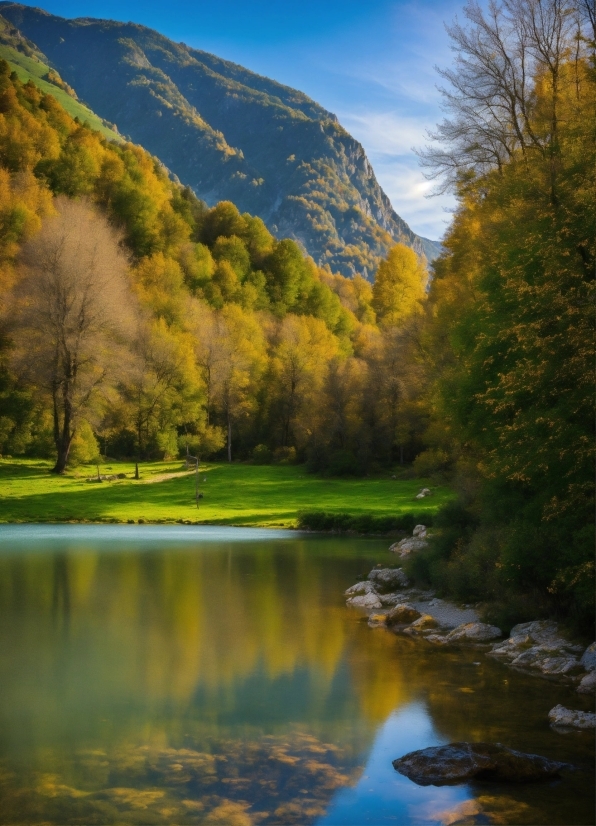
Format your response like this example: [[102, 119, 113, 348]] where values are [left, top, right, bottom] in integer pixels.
[[392, 743, 568, 786], [548, 705, 596, 729], [367, 568, 409, 592]]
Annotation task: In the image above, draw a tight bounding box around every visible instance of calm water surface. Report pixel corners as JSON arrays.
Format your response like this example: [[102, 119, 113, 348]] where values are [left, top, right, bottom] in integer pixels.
[[0, 525, 593, 825]]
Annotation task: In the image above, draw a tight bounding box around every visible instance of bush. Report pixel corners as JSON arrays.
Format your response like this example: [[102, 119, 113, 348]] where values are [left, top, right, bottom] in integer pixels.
[[273, 446, 296, 465], [412, 448, 450, 477], [297, 510, 433, 534], [327, 449, 362, 476], [69, 420, 100, 465], [252, 444, 272, 464]]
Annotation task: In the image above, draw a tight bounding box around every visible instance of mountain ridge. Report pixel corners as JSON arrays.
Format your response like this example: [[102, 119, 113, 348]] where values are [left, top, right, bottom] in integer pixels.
[[0, 2, 442, 276]]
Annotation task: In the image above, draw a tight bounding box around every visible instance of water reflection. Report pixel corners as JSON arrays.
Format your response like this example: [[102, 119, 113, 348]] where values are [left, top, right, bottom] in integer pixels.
[[0, 526, 593, 825]]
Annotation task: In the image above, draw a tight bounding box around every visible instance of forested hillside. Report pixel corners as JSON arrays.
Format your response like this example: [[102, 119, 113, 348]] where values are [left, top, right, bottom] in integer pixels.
[[0, 2, 441, 278], [0, 60, 429, 479]]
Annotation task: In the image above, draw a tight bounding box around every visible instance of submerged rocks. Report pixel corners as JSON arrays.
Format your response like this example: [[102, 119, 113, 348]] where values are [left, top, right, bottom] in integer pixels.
[[488, 621, 584, 677], [367, 567, 409, 592], [392, 742, 568, 786], [548, 705, 596, 729]]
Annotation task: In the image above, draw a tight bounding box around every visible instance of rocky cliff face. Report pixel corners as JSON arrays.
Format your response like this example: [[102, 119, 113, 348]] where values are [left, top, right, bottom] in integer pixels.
[[0, 2, 442, 276]]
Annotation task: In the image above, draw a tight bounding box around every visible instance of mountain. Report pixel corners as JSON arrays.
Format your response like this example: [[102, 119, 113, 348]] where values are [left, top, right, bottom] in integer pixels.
[[0, 2, 442, 277], [0, 13, 121, 141]]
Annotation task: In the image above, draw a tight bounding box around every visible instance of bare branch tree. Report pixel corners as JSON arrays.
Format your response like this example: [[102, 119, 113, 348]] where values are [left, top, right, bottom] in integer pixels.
[[417, 0, 590, 193], [8, 197, 135, 473]]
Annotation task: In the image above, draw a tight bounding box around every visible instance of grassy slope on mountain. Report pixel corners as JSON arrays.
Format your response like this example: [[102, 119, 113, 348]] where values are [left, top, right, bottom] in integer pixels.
[[0, 2, 441, 277], [0, 16, 120, 140]]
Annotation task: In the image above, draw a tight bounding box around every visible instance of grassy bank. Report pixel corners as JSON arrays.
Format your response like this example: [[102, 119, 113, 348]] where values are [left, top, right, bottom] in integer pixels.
[[0, 459, 453, 529]]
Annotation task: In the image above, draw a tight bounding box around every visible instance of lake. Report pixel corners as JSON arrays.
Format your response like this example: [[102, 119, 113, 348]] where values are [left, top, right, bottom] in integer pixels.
[[0, 525, 593, 825]]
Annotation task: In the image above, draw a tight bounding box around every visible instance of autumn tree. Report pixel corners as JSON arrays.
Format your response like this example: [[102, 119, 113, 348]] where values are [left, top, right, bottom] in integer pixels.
[[414, 0, 595, 628], [8, 198, 135, 472], [372, 243, 427, 326]]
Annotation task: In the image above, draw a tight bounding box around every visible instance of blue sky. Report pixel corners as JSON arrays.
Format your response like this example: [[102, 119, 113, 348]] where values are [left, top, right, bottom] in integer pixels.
[[27, 0, 462, 241]]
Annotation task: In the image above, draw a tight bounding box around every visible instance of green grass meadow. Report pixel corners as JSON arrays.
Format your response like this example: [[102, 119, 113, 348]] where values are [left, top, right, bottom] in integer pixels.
[[0, 459, 453, 529]]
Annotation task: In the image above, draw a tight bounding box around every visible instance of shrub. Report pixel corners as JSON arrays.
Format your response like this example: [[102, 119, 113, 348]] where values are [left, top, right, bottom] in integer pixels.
[[273, 446, 296, 465], [252, 444, 272, 464], [412, 448, 450, 477], [297, 510, 432, 534]]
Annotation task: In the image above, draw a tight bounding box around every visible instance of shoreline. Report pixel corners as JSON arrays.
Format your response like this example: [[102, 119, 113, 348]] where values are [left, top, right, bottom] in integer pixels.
[[344, 528, 596, 729]]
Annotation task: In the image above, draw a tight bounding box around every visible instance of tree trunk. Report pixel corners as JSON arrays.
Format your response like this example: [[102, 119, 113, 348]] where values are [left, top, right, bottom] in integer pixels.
[[227, 417, 232, 463], [51, 393, 73, 474]]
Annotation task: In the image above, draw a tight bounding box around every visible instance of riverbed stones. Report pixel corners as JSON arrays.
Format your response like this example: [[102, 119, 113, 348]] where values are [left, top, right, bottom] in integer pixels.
[[389, 534, 428, 557], [548, 705, 596, 729], [344, 581, 376, 597], [409, 614, 438, 631], [580, 642, 596, 672], [379, 592, 409, 607], [386, 603, 421, 625], [368, 613, 389, 626], [488, 621, 584, 676], [577, 671, 596, 695], [346, 591, 382, 610], [445, 622, 502, 643], [392, 742, 568, 786], [367, 567, 409, 592]]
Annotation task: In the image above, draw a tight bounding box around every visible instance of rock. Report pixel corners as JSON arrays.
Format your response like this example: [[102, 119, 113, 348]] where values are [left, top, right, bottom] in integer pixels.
[[379, 592, 408, 606], [488, 621, 583, 676], [577, 671, 596, 695], [367, 567, 409, 592], [346, 592, 382, 610], [413, 524, 427, 537], [548, 705, 596, 729], [446, 622, 502, 643], [580, 642, 596, 672], [425, 634, 449, 645], [386, 603, 421, 624], [344, 581, 376, 597], [390, 536, 428, 557], [409, 614, 438, 631], [392, 742, 568, 786], [368, 613, 389, 626]]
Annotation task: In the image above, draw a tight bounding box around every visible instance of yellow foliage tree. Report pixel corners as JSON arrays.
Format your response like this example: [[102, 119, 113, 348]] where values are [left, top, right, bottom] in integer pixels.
[[372, 243, 427, 326]]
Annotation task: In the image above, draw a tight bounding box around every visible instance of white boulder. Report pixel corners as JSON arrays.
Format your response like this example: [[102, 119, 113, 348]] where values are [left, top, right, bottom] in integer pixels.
[[346, 592, 382, 610], [548, 704, 596, 729], [446, 622, 502, 643], [344, 581, 376, 597], [577, 671, 596, 695]]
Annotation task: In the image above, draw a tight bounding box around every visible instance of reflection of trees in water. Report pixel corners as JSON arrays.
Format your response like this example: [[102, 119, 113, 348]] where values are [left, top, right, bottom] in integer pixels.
[[51, 554, 70, 632], [0, 730, 358, 825]]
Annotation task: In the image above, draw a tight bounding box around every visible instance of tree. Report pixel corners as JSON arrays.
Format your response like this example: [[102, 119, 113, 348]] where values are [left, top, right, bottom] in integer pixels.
[[191, 302, 266, 462], [415, 0, 595, 628], [8, 197, 135, 473], [417, 0, 593, 197], [372, 244, 427, 326]]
